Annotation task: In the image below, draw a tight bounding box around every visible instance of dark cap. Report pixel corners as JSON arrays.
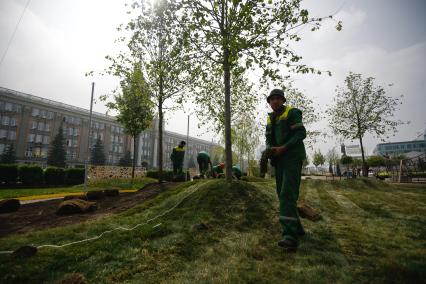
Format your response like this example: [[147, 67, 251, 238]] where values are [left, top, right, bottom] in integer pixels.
[[267, 89, 286, 103]]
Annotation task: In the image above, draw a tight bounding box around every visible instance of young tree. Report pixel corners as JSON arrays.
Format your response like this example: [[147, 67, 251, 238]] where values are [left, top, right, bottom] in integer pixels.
[[104, 63, 154, 180], [313, 150, 325, 171], [91, 138, 106, 166], [340, 155, 353, 175], [285, 86, 322, 147], [47, 125, 66, 168], [181, 0, 339, 182], [0, 144, 16, 164], [119, 151, 133, 167], [232, 114, 262, 173], [327, 72, 404, 176], [117, 0, 188, 182], [326, 147, 339, 174]]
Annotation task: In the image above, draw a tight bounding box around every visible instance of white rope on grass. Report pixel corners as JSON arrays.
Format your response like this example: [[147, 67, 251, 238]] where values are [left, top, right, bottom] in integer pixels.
[[0, 182, 203, 254]]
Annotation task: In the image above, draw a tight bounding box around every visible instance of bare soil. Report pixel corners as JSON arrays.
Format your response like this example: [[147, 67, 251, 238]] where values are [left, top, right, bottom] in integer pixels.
[[0, 182, 177, 238]]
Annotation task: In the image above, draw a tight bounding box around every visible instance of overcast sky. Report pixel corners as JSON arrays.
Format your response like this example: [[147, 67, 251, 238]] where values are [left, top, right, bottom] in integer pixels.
[[0, 0, 425, 159]]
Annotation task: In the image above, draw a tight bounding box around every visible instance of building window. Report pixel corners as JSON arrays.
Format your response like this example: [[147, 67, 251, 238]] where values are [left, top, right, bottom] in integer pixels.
[[45, 123, 50, 132], [0, 143, 5, 154], [8, 131, 16, 140], [1, 116, 9, 125], [35, 134, 42, 143], [10, 117, 16, 127], [32, 108, 39, 116], [47, 111, 54, 119], [0, 129, 7, 138], [40, 110, 47, 118], [38, 122, 45, 131], [32, 121, 37, 129], [5, 102, 12, 111], [25, 148, 32, 157], [43, 136, 49, 144], [28, 134, 35, 142]]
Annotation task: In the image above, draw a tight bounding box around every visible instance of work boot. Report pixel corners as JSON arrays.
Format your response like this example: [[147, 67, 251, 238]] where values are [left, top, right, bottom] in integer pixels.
[[278, 239, 298, 251]]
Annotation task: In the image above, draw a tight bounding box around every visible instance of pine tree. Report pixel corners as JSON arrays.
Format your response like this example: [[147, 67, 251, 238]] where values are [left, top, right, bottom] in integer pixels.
[[90, 138, 106, 165], [119, 151, 132, 167], [0, 144, 16, 164], [47, 125, 66, 167]]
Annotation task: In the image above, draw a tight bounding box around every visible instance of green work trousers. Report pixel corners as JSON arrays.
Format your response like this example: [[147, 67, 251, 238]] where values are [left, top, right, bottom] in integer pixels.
[[197, 157, 209, 176], [275, 158, 304, 242], [173, 163, 183, 176]]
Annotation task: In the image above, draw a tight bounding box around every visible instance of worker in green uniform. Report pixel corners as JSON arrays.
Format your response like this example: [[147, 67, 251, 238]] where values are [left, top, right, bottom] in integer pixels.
[[232, 165, 242, 180], [212, 163, 225, 178], [170, 141, 186, 179], [266, 88, 306, 250], [196, 151, 212, 178]]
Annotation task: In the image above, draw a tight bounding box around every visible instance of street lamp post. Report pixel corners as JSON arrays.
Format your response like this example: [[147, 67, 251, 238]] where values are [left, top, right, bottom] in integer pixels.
[[84, 82, 95, 192]]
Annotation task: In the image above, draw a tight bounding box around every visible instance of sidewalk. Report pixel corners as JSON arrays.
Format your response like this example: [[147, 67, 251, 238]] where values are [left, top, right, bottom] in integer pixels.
[[12, 189, 138, 204]]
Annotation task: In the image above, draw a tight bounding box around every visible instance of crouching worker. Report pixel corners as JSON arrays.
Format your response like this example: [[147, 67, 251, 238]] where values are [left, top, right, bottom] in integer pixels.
[[266, 89, 306, 251], [212, 163, 225, 178], [170, 141, 186, 180], [196, 151, 212, 178], [232, 165, 242, 180]]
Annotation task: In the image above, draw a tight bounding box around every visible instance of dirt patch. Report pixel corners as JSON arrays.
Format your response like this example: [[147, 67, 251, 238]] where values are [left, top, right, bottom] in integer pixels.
[[0, 182, 177, 238]]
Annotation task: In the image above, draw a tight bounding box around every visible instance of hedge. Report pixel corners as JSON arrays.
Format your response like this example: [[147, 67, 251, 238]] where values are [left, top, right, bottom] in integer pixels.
[[0, 164, 18, 184], [65, 168, 85, 185], [408, 172, 426, 178], [44, 167, 65, 186], [19, 165, 44, 185], [146, 170, 175, 181]]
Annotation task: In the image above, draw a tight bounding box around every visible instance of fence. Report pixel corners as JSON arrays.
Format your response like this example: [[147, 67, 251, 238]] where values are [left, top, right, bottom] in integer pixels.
[[87, 165, 146, 184]]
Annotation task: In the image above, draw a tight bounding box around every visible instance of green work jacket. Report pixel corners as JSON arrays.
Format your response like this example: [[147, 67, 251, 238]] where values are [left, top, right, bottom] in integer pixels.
[[232, 166, 242, 178], [170, 146, 185, 165], [212, 165, 224, 174], [265, 105, 306, 161], [197, 151, 211, 162]]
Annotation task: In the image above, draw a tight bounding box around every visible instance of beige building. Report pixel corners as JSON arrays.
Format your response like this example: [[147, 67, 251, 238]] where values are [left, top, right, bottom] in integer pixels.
[[0, 87, 218, 169]]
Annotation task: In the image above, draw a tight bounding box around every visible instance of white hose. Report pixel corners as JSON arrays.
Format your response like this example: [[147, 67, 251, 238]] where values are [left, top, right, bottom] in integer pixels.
[[0, 182, 203, 255]]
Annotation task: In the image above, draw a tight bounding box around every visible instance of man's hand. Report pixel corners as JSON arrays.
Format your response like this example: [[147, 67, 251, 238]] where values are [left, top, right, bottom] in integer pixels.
[[271, 146, 287, 156]]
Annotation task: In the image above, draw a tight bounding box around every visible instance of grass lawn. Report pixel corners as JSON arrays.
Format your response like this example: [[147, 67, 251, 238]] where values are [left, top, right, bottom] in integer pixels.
[[0, 177, 157, 200], [0, 178, 424, 283]]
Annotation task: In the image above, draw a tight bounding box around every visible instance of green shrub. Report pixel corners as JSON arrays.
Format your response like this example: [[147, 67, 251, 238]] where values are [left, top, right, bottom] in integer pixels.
[[0, 164, 18, 184], [19, 165, 43, 185], [408, 172, 426, 178], [146, 170, 174, 181], [377, 172, 390, 180], [44, 167, 65, 185], [65, 168, 85, 185]]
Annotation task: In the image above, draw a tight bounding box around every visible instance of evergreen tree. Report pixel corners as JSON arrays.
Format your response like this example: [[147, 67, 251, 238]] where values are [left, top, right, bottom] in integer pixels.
[[0, 144, 16, 164], [119, 151, 133, 167], [47, 125, 66, 167], [90, 138, 106, 165]]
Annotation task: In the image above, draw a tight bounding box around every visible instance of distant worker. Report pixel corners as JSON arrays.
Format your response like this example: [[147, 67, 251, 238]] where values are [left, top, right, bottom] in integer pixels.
[[212, 163, 225, 178], [196, 151, 212, 178], [266, 88, 307, 251], [170, 141, 186, 179], [232, 165, 242, 180]]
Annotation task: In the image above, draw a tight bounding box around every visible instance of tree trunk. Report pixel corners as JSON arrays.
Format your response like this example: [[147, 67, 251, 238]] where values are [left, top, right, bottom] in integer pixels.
[[359, 136, 368, 177], [223, 48, 232, 184], [132, 135, 136, 183], [158, 98, 164, 183]]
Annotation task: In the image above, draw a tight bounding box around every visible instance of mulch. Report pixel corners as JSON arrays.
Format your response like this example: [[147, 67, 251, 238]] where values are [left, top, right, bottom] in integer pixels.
[[0, 182, 178, 238]]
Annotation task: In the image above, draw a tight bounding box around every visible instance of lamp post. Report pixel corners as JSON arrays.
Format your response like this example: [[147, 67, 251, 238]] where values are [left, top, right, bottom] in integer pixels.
[[84, 82, 95, 192]]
